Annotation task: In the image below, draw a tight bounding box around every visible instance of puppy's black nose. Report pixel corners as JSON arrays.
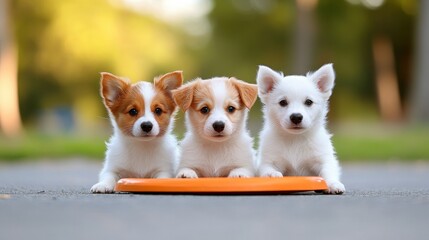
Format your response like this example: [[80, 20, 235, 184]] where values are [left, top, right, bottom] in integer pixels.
[[212, 121, 225, 133], [290, 113, 303, 125], [141, 121, 153, 133]]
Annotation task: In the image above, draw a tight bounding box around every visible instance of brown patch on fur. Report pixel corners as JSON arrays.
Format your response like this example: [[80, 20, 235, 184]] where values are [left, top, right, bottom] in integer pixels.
[[229, 78, 258, 109], [186, 80, 215, 134], [173, 77, 255, 139], [220, 79, 246, 126], [191, 80, 214, 111], [113, 85, 145, 136], [100, 72, 131, 108], [100, 71, 182, 137], [224, 79, 242, 109], [151, 93, 175, 136], [153, 71, 183, 136], [172, 78, 217, 112], [172, 80, 196, 111], [155, 71, 183, 92]]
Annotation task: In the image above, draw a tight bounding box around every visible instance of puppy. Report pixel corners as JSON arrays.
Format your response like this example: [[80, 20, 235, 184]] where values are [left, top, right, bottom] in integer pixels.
[[91, 71, 182, 193], [256, 64, 345, 194], [172, 77, 258, 178]]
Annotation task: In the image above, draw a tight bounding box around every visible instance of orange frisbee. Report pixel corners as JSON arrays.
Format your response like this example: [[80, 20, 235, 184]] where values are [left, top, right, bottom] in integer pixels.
[[114, 177, 328, 194]]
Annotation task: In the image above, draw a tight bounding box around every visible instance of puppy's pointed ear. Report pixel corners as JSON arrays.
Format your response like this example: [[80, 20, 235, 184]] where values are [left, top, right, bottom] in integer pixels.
[[155, 71, 183, 92], [309, 63, 335, 99], [171, 81, 196, 112], [230, 78, 258, 109], [100, 72, 130, 107], [256, 65, 282, 103]]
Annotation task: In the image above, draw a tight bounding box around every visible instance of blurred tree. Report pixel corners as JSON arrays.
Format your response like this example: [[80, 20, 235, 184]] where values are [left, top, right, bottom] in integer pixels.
[[316, 0, 415, 121], [197, 0, 294, 81], [0, 0, 22, 136], [366, 0, 415, 122], [181, 0, 417, 123], [11, 0, 194, 133], [410, 0, 429, 122], [293, 0, 317, 74], [372, 36, 402, 121], [6, 0, 421, 135]]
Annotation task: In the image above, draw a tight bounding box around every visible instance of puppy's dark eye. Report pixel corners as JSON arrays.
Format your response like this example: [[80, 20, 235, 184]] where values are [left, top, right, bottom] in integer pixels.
[[227, 106, 236, 113], [305, 99, 313, 106], [279, 100, 288, 107], [200, 106, 210, 114], [154, 107, 163, 116], [128, 108, 138, 116]]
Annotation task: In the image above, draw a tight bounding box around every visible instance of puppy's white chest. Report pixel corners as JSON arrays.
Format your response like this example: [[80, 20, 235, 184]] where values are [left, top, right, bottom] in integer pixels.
[[279, 141, 310, 170], [107, 135, 175, 178]]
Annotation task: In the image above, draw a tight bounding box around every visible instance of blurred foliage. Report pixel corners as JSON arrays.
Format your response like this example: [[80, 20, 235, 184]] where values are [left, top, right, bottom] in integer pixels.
[[195, 1, 294, 79], [10, 0, 417, 129], [315, 0, 415, 121], [1, 0, 425, 161], [12, 0, 196, 132]]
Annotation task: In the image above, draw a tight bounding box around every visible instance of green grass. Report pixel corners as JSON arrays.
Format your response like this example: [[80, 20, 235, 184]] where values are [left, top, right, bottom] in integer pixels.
[[0, 134, 106, 161], [333, 124, 429, 162], [0, 124, 428, 162]]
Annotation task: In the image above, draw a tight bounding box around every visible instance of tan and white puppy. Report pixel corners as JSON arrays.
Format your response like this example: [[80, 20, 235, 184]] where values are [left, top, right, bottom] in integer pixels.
[[91, 71, 182, 193], [172, 77, 258, 178]]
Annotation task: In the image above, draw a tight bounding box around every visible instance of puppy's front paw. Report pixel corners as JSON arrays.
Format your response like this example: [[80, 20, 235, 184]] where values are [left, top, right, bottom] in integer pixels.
[[324, 181, 345, 194], [260, 170, 283, 178], [176, 169, 198, 178], [228, 169, 252, 178], [90, 182, 115, 194]]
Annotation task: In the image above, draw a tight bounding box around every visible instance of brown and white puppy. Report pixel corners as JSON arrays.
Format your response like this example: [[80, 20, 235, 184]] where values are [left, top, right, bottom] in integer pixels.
[[91, 71, 182, 193], [172, 77, 258, 178]]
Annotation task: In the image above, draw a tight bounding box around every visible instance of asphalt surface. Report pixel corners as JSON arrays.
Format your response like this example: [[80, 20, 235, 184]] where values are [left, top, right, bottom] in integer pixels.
[[0, 159, 428, 240]]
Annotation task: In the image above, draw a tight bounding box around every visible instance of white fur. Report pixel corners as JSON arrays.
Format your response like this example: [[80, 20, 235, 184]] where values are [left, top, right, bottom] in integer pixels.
[[91, 83, 178, 193], [256, 64, 345, 194], [131, 82, 160, 137], [176, 78, 256, 178], [202, 80, 234, 138]]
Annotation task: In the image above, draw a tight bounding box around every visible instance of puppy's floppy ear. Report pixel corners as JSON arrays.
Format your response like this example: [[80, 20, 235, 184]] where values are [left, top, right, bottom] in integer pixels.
[[230, 78, 258, 109], [256, 65, 282, 103], [309, 63, 335, 99], [171, 80, 196, 111], [155, 71, 183, 93], [100, 72, 130, 107]]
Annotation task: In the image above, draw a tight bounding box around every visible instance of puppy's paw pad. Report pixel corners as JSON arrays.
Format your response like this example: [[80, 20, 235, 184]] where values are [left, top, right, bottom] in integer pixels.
[[324, 181, 345, 194], [261, 171, 283, 178], [176, 170, 198, 179], [90, 182, 115, 194]]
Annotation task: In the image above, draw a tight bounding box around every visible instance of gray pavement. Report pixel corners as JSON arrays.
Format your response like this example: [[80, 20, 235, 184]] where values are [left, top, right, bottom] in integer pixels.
[[0, 159, 428, 240]]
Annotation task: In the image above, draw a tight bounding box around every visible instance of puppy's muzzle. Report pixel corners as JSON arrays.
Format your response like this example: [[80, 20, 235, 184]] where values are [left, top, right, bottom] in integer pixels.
[[290, 113, 303, 125], [141, 121, 153, 133], [212, 121, 225, 133]]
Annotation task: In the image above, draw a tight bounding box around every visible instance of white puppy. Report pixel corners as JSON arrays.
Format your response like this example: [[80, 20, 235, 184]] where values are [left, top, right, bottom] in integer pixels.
[[256, 64, 345, 194], [172, 77, 258, 178], [91, 71, 182, 193]]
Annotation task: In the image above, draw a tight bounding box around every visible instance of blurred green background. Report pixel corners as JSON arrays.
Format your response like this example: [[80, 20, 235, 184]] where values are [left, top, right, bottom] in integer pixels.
[[0, 0, 428, 162]]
